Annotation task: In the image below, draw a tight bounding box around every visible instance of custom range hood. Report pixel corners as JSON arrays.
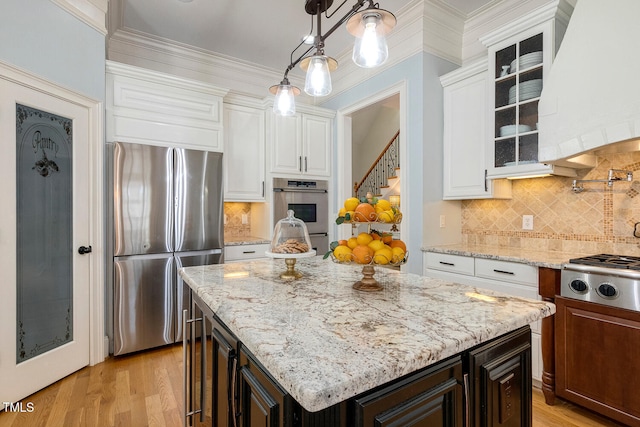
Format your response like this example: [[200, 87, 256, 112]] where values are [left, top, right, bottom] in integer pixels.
[[538, 0, 640, 166]]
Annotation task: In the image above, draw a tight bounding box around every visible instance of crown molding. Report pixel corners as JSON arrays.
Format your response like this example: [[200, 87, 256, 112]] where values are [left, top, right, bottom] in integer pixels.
[[51, 0, 108, 35], [106, 0, 464, 104]]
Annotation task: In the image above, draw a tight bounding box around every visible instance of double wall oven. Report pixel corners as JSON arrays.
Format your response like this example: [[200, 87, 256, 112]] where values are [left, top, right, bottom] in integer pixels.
[[273, 178, 329, 254], [557, 254, 640, 426]]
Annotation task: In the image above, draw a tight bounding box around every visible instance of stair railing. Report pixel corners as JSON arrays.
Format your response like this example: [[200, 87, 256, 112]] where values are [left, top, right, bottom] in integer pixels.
[[354, 130, 400, 199]]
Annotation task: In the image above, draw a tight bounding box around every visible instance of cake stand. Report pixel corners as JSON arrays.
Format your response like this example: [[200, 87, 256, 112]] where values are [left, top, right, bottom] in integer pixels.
[[265, 250, 316, 279]]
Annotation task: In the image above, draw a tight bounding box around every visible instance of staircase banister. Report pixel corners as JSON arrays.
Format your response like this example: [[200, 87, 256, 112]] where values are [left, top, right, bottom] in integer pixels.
[[354, 130, 400, 196]]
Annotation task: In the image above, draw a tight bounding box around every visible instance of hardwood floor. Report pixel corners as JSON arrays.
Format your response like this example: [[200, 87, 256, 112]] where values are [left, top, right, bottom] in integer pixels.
[[0, 344, 627, 427]]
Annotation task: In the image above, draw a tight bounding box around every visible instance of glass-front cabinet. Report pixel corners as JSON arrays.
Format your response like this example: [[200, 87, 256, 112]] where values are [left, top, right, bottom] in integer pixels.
[[493, 33, 543, 170], [481, 4, 573, 179]]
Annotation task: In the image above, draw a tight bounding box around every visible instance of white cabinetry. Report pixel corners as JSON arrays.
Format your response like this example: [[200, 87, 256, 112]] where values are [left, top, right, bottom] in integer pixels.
[[106, 61, 227, 151], [224, 244, 269, 262], [269, 108, 333, 178], [223, 102, 265, 201], [441, 59, 511, 200], [480, 3, 573, 179], [424, 251, 543, 383]]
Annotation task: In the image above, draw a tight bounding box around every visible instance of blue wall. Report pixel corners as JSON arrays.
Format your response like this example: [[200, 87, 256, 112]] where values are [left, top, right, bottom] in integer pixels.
[[321, 52, 456, 274], [0, 0, 105, 101]]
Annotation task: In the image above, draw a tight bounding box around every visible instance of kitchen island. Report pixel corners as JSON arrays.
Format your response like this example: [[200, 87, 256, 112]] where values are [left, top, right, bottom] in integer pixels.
[[180, 256, 554, 426]]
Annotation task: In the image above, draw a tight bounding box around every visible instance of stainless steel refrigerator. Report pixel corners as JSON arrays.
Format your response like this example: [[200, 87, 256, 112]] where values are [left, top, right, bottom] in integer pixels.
[[110, 142, 223, 355]]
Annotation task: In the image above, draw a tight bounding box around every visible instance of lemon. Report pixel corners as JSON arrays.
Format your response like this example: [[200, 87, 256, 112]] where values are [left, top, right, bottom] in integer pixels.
[[375, 199, 391, 212], [391, 247, 405, 263], [356, 232, 373, 246], [338, 207, 347, 217], [344, 197, 360, 212], [333, 245, 352, 262], [378, 210, 395, 223], [373, 247, 393, 265], [367, 240, 385, 252], [347, 237, 358, 249]]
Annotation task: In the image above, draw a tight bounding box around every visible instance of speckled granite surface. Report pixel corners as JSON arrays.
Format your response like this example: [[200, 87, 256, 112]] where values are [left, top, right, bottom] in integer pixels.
[[224, 236, 271, 246], [422, 244, 591, 269], [179, 257, 554, 412]]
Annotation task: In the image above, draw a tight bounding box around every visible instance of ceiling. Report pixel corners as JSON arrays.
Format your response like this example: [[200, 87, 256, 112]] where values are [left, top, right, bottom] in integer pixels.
[[116, 0, 494, 73]]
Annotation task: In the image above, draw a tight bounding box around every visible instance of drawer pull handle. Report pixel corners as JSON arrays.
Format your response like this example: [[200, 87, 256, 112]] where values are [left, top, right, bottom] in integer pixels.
[[439, 261, 455, 266], [242, 250, 256, 254], [493, 269, 515, 275]]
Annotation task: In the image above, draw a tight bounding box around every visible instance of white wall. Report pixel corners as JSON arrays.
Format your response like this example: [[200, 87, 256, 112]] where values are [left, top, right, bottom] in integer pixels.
[[320, 52, 458, 274], [0, 0, 105, 102]]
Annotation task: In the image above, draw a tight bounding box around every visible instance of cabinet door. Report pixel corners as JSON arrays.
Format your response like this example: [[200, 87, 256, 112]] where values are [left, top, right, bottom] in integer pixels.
[[212, 328, 237, 427], [302, 114, 331, 177], [354, 356, 463, 427], [239, 348, 291, 427], [224, 104, 265, 201], [467, 326, 532, 427], [555, 297, 640, 426], [270, 113, 303, 175], [442, 68, 491, 199]]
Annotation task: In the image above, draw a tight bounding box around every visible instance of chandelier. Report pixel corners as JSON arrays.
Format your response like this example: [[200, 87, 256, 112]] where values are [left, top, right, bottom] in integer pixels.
[[269, 0, 396, 116]]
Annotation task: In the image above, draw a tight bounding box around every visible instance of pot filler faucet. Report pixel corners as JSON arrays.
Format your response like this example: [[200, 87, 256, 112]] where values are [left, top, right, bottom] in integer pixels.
[[571, 169, 633, 193]]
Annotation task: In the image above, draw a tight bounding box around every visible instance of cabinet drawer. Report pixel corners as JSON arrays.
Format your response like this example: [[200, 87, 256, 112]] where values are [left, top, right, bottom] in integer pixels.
[[474, 258, 537, 287], [425, 252, 474, 276], [225, 243, 269, 261]]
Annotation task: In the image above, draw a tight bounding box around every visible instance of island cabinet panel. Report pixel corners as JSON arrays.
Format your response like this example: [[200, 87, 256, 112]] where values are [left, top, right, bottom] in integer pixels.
[[467, 326, 532, 427], [353, 356, 464, 427], [238, 348, 294, 427], [185, 283, 537, 427]]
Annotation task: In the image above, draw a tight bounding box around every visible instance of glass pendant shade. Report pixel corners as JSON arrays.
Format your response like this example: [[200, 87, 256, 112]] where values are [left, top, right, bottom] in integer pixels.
[[347, 8, 396, 68], [352, 14, 388, 68], [302, 55, 334, 97], [269, 80, 300, 116]]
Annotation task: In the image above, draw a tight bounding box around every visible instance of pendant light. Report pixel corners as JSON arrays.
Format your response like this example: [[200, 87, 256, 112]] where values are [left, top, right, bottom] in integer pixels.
[[270, 77, 300, 116], [269, 0, 396, 115], [347, 8, 396, 68], [300, 53, 338, 97]]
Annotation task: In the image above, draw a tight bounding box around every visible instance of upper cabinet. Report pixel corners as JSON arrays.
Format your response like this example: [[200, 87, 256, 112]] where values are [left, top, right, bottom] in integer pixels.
[[224, 101, 266, 201], [106, 61, 227, 151], [268, 107, 334, 178], [481, 1, 574, 179], [441, 59, 511, 200]]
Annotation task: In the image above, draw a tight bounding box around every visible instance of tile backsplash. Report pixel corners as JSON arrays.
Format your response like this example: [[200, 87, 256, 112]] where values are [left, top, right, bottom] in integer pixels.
[[224, 202, 252, 237], [461, 151, 640, 255]]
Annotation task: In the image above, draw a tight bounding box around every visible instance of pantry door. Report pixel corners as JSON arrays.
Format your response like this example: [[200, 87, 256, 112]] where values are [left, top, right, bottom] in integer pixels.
[[0, 73, 92, 404]]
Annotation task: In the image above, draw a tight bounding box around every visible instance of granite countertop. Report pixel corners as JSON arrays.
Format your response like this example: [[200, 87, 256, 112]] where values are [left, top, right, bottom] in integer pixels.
[[422, 243, 590, 269], [179, 256, 554, 413], [224, 236, 271, 246]]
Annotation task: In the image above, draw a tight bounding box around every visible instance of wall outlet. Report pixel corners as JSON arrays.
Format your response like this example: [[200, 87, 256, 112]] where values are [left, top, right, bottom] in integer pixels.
[[224, 214, 228, 225], [439, 215, 446, 228], [242, 213, 249, 225], [522, 215, 533, 230]]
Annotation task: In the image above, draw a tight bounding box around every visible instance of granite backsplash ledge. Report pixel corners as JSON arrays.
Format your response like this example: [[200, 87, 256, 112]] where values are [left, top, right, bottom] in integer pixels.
[[462, 151, 640, 256]]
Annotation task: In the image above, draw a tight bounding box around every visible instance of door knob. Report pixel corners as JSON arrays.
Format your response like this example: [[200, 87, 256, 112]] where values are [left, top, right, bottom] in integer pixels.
[[78, 245, 92, 255]]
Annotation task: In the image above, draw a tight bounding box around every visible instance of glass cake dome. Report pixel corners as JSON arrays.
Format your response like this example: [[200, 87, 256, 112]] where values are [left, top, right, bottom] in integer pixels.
[[270, 210, 313, 254]]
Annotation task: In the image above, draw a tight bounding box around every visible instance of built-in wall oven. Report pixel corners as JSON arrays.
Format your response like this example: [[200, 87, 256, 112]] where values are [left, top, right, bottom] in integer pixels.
[[273, 178, 329, 254]]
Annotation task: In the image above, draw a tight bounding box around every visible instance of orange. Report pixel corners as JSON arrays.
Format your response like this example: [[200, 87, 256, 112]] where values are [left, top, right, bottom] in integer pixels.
[[381, 234, 393, 244], [352, 245, 374, 264], [353, 203, 376, 222], [338, 239, 348, 246], [389, 239, 406, 252], [356, 232, 373, 246]]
